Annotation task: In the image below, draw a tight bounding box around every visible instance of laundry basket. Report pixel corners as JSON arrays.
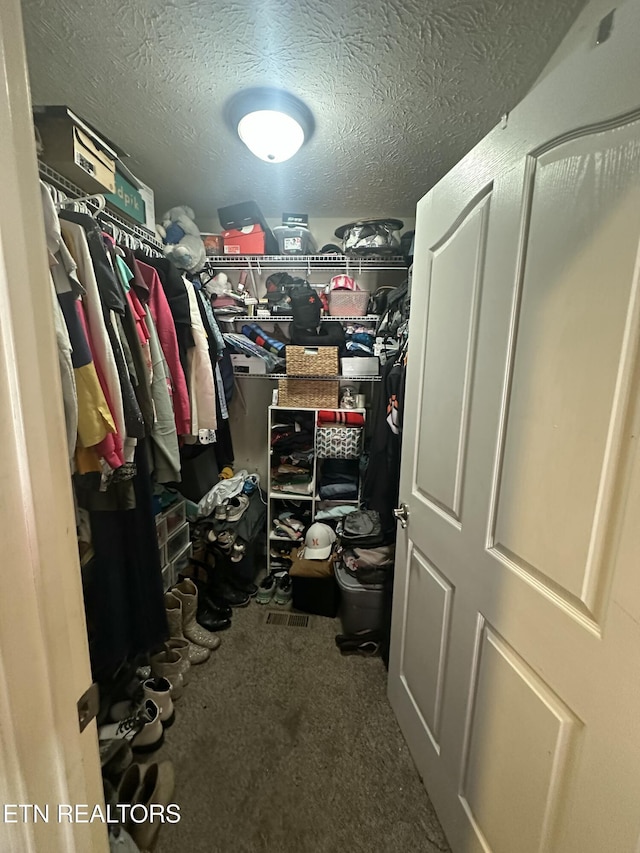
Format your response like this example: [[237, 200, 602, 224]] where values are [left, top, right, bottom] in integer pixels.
[[328, 290, 370, 318]]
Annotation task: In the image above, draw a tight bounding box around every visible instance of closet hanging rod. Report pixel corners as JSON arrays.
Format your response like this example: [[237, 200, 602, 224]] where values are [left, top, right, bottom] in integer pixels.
[[38, 161, 164, 253]]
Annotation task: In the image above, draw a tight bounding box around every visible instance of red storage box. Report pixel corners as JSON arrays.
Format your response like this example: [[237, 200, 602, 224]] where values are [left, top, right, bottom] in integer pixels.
[[222, 225, 265, 255]]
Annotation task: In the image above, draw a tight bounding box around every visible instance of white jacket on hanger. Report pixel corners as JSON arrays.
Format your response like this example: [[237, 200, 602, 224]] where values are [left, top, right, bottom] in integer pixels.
[[183, 277, 217, 435]]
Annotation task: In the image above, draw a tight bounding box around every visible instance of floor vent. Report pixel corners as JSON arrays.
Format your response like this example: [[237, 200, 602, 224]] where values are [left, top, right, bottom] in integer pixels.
[[264, 611, 310, 628]]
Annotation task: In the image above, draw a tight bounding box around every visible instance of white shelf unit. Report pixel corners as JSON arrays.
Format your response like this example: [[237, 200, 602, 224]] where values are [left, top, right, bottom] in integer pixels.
[[267, 405, 366, 572]]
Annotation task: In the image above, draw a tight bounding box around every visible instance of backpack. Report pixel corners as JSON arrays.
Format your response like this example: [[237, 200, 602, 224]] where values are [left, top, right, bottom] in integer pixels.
[[375, 279, 409, 339], [289, 285, 322, 330], [265, 272, 307, 304], [341, 510, 384, 548]]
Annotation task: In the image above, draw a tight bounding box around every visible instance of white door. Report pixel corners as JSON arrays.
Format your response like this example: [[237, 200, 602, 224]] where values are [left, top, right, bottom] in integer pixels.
[[0, 1, 107, 850], [388, 2, 640, 851]]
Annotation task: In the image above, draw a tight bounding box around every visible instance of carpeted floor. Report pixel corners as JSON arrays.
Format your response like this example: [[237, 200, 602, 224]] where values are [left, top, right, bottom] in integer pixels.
[[154, 602, 450, 853]]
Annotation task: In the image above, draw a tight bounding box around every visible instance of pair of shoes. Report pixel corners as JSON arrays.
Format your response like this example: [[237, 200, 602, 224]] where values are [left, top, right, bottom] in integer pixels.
[[213, 494, 250, 523], [216, 530, 236, 552], [335, 629, 383, 656], [98, 699, 164, 754], [100, 739, 133, 784], [150, 645, 188, 699], [166, 579, 222, 653], [188, 557, 251, 609], [116, 760, 175, 850], [109, 677, 175, 730], [256, 573, 292, 606]]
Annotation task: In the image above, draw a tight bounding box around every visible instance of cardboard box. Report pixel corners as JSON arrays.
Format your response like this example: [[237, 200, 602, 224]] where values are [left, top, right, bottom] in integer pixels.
[[230, 354, 267, 375], [33, 106, 119, 194], [223, 225, 265, 255], [341, 356, 380, 377], [202, 233, 224, 255]]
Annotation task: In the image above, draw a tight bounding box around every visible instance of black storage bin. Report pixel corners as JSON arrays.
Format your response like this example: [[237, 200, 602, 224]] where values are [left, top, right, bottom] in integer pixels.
[[173, 444, 219, 503], [291, 575, 340, 618]]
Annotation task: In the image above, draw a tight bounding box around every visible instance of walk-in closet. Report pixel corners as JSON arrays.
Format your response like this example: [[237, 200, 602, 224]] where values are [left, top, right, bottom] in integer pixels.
[[4, 1, 640, 852]]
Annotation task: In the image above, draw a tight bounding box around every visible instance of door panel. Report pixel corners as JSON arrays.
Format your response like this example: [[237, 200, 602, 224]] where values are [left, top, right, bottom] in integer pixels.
[[400, 546, 454, 751], [389, 3, 640, 852], [415, 192, 490, 522], [460, 619, 581, 853], [492, 123, 640, 618]]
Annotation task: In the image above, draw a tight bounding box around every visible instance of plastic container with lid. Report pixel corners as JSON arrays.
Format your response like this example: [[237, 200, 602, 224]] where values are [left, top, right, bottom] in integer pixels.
[[334, 561, 385, 634]]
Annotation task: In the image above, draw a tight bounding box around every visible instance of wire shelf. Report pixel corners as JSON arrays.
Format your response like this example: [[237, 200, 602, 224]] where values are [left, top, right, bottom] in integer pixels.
[[218, 314, 380, 324], [38, 161, 164, 251], [234, 372, 381, 381], [203, 254, 407, 272]]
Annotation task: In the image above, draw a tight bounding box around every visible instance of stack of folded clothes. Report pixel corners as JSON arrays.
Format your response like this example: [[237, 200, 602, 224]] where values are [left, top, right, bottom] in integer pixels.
[[272, 512, 306, 541], [343, 324, 376, 355], [271, 414, 314, 495], [318, 459, 359, 501]]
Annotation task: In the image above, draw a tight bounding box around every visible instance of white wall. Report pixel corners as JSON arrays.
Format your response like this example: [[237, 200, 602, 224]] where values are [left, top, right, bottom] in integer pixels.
[[532, 0, 617, 84]]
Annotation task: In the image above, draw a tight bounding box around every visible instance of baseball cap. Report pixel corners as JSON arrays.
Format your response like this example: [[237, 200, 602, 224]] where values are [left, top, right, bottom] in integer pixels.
[[304, 522, 337, 560], [329, 274, 358, 291]]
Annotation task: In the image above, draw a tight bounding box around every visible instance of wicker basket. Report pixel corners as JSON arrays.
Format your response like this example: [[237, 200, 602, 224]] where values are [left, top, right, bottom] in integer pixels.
[[285, 346, 339, 376], [328, 290, 370, 317], [278, 379, 340, 409]]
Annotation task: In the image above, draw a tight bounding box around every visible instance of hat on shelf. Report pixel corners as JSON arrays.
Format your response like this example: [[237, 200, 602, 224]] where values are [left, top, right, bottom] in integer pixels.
[[303, 522, 337, 560], [329, 274, 358, 291]]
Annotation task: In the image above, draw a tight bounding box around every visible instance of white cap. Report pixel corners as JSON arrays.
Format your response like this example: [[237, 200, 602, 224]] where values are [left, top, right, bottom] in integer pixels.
[[303, 523, 337, 560]]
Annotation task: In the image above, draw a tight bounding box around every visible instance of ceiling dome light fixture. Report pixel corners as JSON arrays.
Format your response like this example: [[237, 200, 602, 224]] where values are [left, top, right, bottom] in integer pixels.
[[225, 88, 315, 164]]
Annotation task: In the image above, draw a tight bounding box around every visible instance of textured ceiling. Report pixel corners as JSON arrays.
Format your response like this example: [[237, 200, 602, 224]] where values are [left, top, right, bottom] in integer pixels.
[[22, 0, 585, 224]]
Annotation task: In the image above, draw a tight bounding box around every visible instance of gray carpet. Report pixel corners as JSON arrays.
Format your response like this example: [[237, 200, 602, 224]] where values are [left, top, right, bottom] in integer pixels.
[[154, 602, 450, 853]]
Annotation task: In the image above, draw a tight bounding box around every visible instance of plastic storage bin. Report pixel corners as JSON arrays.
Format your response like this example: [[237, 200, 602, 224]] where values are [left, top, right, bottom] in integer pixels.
[[335, 561, 385, 634], [164, 499, 186, 536], [167, 521, 190, 562]]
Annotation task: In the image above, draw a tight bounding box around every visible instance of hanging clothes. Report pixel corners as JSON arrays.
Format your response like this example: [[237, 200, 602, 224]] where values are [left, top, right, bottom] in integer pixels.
[[362, 353, 407, 535], [81, 438, 169, 674], [137, 260, 191, 436], [145, 305, 181, 483], [183, 277, 217, 435], [140, 255, 194, 381], [59, 215, 134, 449]]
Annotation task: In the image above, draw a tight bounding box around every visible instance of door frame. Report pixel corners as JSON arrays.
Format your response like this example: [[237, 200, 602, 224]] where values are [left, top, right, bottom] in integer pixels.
[[0, 1, 106, 850]]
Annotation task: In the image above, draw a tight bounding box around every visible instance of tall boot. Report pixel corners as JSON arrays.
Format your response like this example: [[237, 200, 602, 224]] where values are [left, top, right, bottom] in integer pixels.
[[164, 592, 211, 665], [165, 638, 191, 685], [149, 649, 184, 701], [172, 579, 221, 650]]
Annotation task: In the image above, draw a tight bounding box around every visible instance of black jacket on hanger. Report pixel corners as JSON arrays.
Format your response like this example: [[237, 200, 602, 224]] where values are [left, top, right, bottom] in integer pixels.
[[362, 354, 406, 536]]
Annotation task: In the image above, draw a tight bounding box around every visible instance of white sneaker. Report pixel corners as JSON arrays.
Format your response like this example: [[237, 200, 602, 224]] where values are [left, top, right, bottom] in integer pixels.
[[99, 700, 164, 754], [109, 677, 175, 729]]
